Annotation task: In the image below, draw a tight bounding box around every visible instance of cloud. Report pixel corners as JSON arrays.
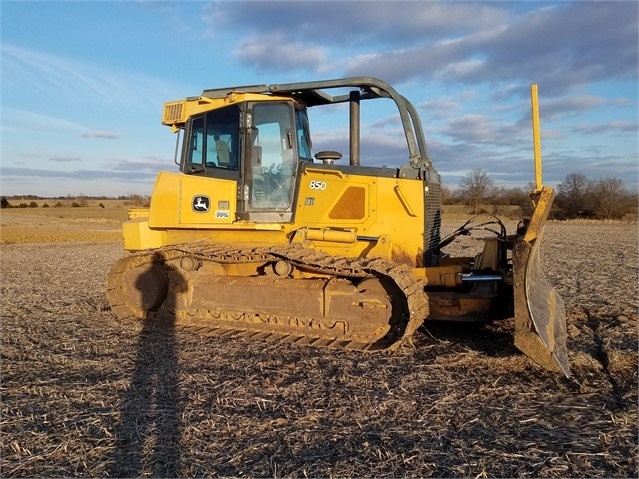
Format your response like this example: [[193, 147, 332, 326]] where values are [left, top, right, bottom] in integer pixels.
[[370, 114, 403, 129], [50, 156, 82, 163], [205, 1, 506, 45], [541, 95, 633, 120], [205, 1, 508, 77], [81, 131, 120, 139], [345, 2, 637, 93], [232, 32, 329, 73], [541, 150, 638, 186], [107, 157, 169, 172], [572, 121, 639, 135], [207, 2, 637, 95], [1, 107, 122, 140], [0, 166, 157, 182], [1, 44, 181, 111], [442, 114, 524, 146], [2, 107, 88, 135]]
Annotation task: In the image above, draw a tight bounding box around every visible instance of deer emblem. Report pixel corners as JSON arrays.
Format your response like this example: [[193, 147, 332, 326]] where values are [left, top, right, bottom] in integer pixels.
[[192, 196, 210, 212]]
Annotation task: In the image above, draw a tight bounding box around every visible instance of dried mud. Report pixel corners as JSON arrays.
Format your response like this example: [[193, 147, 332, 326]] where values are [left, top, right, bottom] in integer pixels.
[[1, 220, 637, 477]]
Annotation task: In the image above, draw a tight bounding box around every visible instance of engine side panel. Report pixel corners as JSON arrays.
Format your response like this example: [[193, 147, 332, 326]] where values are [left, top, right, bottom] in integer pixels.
[[294, 165, 431, 267]]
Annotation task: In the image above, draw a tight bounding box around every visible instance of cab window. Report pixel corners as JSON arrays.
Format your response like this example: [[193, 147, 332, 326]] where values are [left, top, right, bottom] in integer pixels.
[[296, 108, 313, 162], [205, 108, 238, 169], [185, 105, 240, 172], [188, 116, 205, 165], [248, 102, 297, 210]]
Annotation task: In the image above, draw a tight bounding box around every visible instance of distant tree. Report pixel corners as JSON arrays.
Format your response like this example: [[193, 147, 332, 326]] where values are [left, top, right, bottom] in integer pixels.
[[459, 168, 495, 214], [122, 194, 151, 207], [487, 186, 507, 205], [77, 194, 89, 207], [592, 177, 633, 220], [500, 187, 526, 204], [1, 197, 10, 208], [28, 201, 38, 208], [441, 185, 454, 205], [502, 187, 534, 216], [556, 172, 593, 218], [42, 203, 50, 208]]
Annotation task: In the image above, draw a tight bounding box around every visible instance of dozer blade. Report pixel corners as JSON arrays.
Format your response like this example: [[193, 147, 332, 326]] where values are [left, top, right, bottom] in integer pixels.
[[512, 187, 570, 376]]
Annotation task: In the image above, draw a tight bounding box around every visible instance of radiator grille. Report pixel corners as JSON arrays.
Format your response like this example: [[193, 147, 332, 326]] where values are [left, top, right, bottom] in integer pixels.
[[423, 182, 442, 267], [163, 102, 184, 124]]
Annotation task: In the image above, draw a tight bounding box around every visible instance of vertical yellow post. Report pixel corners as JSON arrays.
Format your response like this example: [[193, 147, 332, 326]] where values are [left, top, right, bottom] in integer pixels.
[[531, 84, 542, 190]]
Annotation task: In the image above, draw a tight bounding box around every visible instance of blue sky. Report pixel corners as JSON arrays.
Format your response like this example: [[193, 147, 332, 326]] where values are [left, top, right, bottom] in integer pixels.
[[1, 0, 637, 197]]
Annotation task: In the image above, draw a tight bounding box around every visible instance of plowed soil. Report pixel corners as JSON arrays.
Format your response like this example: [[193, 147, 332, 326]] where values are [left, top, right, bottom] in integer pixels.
[[1, 209, 637, 477]]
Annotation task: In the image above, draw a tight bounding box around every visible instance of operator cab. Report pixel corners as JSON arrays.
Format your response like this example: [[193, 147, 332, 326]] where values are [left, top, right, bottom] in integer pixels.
[[180, 100, 313, 221]]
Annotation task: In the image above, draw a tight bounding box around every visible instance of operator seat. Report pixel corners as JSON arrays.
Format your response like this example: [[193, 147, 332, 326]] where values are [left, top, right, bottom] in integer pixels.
[[215, 136, 231, 167]]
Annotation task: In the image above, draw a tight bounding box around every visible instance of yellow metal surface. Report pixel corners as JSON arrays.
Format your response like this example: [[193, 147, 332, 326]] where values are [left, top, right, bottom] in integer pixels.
[[302, 228, 358, 243], [166, 228, 290, 247], [477, 237, 499, 270], [162, 92, 300, 128], [298, 169, 372, 225], [121, 172, 293, 251], [393, 185, 417, 217], [524, 187, 555, 243], [531, 84, 543, 191], [122, 217, 166, 250], [296, 167, 426, 266], [148, 172, 237, 228], [123, 164, 428, 268], [418, 265, 464, 288], [179, 176, 236, 226], [128, 208, 150, 220], [429, 295, 495, 319]]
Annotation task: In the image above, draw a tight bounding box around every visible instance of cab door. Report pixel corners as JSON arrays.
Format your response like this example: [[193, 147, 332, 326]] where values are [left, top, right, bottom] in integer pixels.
[[242, 102, 299, 222]]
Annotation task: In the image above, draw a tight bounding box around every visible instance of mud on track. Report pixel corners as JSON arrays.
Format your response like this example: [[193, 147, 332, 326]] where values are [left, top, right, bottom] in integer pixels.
[[1, 223, 637, 477]]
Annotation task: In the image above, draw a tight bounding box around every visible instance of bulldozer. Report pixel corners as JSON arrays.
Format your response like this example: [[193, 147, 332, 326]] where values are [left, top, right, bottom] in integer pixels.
[[106, 77, 569, 376]]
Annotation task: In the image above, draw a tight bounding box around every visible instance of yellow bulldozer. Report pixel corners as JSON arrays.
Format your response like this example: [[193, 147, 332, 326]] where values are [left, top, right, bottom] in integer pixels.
[[106, 77, 569, 376]]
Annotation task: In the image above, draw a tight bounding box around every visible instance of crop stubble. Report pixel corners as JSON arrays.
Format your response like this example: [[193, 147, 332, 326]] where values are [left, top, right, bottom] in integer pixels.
[[0, 220, 637, 477]]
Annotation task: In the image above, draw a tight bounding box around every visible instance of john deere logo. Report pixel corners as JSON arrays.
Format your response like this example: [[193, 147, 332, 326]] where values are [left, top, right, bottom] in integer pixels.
[[192, 195, 210, 212]]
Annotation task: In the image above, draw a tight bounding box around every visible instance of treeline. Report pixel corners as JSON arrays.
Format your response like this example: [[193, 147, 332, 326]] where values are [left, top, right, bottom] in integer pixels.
[[1, 194, 148, 201], [1, 199, 101, 209], [1, 194, 150, 209], [444, 169, 637, 220], [553, 173, 636, 220]]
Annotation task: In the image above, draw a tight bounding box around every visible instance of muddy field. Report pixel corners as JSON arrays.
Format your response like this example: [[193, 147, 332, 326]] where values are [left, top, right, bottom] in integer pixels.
[[1, 209, 637, 477]]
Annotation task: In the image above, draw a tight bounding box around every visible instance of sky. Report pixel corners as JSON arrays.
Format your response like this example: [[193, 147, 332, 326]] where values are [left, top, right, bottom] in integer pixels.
[[1, 0, 637, 197]]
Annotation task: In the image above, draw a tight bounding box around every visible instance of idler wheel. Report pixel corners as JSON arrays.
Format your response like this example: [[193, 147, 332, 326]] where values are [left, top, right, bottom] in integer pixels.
[[121, 263, 169, 316], [356, 277, 405, 332]]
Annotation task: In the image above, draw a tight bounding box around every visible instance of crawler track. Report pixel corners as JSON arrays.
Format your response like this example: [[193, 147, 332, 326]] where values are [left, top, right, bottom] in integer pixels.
[[106, 242, 428, 352]]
